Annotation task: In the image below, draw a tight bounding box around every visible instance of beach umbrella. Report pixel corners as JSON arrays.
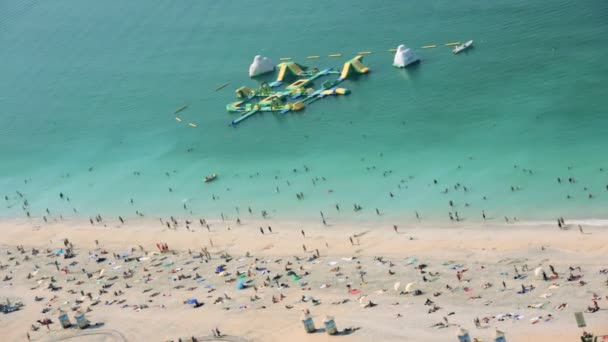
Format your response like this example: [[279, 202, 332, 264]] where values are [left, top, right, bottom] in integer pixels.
[[186, 298, 198, 305], [358, 296, 368, 305], [405, 282, 416, 292], [534, 267, 543, 278], [393, 282, 401, 292]]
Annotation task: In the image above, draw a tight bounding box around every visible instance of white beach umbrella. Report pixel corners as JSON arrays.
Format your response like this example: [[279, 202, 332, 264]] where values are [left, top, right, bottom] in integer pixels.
[[393, 282, 401, 292], [534, 267, 543, 278], [405, 282, 416, 292], [358, 296, 368, 305]]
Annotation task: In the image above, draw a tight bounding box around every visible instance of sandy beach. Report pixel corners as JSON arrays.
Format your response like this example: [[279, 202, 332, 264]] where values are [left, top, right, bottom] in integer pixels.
[[1, 217, 607, 341]]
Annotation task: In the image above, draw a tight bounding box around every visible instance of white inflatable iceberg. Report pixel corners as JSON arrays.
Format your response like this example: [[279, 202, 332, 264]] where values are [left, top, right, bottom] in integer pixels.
[[393, 44, 420, 68], [248, 55, 275, 77]]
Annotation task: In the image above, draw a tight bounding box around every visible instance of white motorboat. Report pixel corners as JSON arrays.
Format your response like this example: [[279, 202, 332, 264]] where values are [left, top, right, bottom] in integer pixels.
[[453, 40, 474, 54]]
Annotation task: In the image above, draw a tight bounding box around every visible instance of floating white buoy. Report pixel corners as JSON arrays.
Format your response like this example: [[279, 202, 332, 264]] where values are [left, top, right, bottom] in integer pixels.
[[393, 44, 420, 68], [248, 55, 274, 77]]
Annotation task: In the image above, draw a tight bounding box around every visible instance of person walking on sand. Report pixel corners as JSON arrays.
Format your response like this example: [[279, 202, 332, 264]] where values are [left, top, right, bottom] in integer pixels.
[[393, 225, 398, 233], [549, 264, 558, 277], [579, 225, 584, 234], [349, 237, 354, 246], [301, 229, 305, 238], [259, 227, 264, 235]]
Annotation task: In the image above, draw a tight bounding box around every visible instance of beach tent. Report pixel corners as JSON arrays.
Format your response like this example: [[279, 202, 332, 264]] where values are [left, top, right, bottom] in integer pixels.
[[323, 316, 338, 335], [58, 312, 71, 328], [300, 312, 315, 333], [456, 327, 471, 342], [493, 329, 506, 342], [75, 313, 89, 329]]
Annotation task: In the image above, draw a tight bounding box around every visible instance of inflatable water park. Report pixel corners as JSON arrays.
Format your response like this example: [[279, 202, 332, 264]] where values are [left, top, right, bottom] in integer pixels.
[[227, 55, 370, 126], [172, 40, 475, 128]]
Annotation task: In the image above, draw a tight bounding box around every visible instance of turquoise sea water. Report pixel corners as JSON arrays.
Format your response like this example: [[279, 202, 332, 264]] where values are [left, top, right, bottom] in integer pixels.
[[1, 0, 608, 222]]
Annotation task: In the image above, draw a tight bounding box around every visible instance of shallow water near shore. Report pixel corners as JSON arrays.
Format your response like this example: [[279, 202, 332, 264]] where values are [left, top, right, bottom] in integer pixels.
[[1, 0, 608, 221]]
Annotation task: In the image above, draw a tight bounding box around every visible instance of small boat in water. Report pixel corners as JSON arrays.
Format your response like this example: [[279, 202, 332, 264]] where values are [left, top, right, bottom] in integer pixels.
[[203, 173, 217, 183], [453, 40, 474, 54]]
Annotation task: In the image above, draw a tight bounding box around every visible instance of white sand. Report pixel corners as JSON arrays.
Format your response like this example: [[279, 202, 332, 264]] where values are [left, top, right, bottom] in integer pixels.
[[0, 217, 607, 341]]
